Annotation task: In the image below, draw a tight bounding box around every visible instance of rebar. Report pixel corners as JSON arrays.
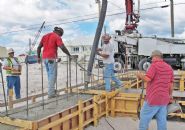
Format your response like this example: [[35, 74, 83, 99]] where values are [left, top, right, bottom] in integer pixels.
[[75, 57, 79, 99], [55, 60, 58, 105], [66, 57, 69, 100], [40, 60, 45, 109], [69, 57, 72, 93], [0, 64, 8, 115], [26, 62, 29, 117]]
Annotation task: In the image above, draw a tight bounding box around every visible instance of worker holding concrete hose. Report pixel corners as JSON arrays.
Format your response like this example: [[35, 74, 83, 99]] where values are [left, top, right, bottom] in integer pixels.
[[3, 48, 22, 100], [37, 27, 71, 99], [97, 34, 122, 91], [137, 50, 174, 130]]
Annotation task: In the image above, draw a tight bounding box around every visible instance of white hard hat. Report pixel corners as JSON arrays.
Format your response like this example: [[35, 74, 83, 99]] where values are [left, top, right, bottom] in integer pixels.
[[7, 48, 14, 54]]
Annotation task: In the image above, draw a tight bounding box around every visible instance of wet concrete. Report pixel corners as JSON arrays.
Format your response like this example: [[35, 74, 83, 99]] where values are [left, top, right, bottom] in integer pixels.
[[0, 93, 93, 121], [0, 123, 19, 130]]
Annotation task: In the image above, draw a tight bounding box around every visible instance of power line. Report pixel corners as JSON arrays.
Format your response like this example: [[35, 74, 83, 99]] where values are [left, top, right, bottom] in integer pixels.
[[143, 1, 167, 5], [108, 1, 123, 10], [0, 2, 185, 36]]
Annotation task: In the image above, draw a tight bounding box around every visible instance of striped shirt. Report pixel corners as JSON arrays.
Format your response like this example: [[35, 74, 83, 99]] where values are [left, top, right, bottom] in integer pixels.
[[145, 59, 174, 106]]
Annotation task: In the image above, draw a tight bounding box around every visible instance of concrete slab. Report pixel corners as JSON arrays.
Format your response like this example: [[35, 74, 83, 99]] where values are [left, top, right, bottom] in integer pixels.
[[0, 93, 93, 121], [0, 123, 20, 130]]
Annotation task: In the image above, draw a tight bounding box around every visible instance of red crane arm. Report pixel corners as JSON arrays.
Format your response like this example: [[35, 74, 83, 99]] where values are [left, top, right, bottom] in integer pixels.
[[124, 0, 139, 33]]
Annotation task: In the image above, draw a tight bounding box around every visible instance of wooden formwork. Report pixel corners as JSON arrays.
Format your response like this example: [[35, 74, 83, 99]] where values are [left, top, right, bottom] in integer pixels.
[[0, 92, 143, 130], [122, 70, 185, 92], [0, 70, 184, 130]]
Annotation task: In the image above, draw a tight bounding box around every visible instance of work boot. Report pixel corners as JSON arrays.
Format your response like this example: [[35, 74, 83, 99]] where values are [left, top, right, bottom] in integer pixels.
[[48, 93, 60, 99]]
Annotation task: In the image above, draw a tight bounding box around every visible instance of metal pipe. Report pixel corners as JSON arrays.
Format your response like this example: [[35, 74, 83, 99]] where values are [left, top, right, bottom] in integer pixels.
[[170, 0, 175, 37], [69, 57, 72, 93], [75, 57, 79, 99], [26, 61, 29, 116], [66, 56, 69, 100], [84, 55, 86, 87], [85, 0, 108, 88], [95, 0, 101, 17], [0, 63, 8, 115], [138, 0, 140, 15], [55, 60, 58, 105], [40, 59, 45, 109]]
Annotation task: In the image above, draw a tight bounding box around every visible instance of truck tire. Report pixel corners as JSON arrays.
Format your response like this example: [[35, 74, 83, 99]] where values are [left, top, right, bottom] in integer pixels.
[[114, 58, 124, 72], [138, 58, 151, 71]]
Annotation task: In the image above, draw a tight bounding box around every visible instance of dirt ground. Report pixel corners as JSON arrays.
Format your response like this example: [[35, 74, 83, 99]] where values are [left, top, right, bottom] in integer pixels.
[[85, 117, 185, 130]]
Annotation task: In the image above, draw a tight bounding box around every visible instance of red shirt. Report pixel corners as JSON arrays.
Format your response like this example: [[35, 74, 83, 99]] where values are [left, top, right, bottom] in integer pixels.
[[40, 32, 63, 59], [145, 59, 174, 106]]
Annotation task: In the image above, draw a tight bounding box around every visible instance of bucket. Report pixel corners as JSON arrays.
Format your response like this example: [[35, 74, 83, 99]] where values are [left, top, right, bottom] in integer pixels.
[[167, 102, 182, 115], [25, 55, 38, 64]]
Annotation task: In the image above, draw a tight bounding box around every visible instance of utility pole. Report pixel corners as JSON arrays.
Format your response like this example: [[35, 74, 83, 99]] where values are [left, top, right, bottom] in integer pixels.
[[95, 0, 101, 17], [29, 38, 32, 55], [138, 0, 140, 15], [104, 25, 107, 34], [170, 0, 174, 37]]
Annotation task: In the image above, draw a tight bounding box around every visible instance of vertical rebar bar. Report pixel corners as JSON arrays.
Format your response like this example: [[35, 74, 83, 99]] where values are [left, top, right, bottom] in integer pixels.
[[66, 82, 69, 101], [0, 64, 8, 115], [40, 59, 44, 109], [75, 57, 78, 99], [84, 55, 86, 88], [26, 62, 29, 117], [69, 57, 72, 93], [90, 75, 93, 89], [55, 60, 58, 105], [66, 56, 69, 100], [98, 65, 99, 82]]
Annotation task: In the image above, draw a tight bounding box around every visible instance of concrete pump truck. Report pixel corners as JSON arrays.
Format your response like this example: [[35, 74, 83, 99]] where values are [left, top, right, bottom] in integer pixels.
[[112, 0, 185, 71]]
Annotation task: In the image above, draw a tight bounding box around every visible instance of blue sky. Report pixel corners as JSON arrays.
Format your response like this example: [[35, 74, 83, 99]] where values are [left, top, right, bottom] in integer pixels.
[[0, 0, 185, 54]]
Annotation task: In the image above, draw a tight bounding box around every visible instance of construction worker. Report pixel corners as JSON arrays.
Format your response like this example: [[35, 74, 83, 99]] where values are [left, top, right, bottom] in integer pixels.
[[37, 27, 71, 99], [3, 48, 22, 99], [137, 50, 174, 130], [97, 34, 122, 91]]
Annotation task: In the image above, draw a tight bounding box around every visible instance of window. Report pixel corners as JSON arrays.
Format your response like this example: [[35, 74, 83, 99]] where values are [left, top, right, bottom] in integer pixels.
[[73, 47, 79, 52]]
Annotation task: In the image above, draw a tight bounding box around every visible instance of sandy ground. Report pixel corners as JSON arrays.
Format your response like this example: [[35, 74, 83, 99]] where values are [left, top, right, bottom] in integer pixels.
[[85, 117, 185, 130]]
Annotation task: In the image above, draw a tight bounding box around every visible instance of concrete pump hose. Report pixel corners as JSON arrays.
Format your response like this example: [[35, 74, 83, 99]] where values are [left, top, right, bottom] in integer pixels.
[[86, 0, 108, 84]]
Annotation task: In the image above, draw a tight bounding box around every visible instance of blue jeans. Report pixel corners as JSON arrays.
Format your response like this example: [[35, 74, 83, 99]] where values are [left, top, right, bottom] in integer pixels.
[[7, 76, 21, 99], [104, 63, 122, 91], [139, 101, 167, 130], [44, 59, 57, 97]]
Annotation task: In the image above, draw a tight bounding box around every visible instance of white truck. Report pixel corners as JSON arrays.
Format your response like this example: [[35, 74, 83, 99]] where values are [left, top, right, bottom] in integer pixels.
[[112, 31, 185, 71]]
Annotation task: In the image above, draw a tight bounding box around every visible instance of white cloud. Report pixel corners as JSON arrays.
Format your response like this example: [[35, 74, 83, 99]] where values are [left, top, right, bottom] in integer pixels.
[[109, 18, 124, 33], [0, 0, 185, 55]]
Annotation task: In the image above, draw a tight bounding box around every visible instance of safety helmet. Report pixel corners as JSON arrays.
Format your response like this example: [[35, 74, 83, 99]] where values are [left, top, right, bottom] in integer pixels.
[[7, 48, 14, 54]]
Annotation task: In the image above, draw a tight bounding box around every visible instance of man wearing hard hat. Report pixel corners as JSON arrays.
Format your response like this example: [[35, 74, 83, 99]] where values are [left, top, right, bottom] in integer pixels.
[[3, 48, 22, 100], [97, 34, 122, 91]]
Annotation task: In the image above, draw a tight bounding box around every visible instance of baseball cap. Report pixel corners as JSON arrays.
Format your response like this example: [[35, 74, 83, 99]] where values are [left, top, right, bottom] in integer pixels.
[[54, 27, 64, 35], [151, 50, 163, 57]]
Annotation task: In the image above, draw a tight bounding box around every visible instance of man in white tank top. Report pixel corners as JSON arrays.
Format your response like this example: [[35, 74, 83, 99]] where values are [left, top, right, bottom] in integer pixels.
[[97, 34, 122, 91]]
